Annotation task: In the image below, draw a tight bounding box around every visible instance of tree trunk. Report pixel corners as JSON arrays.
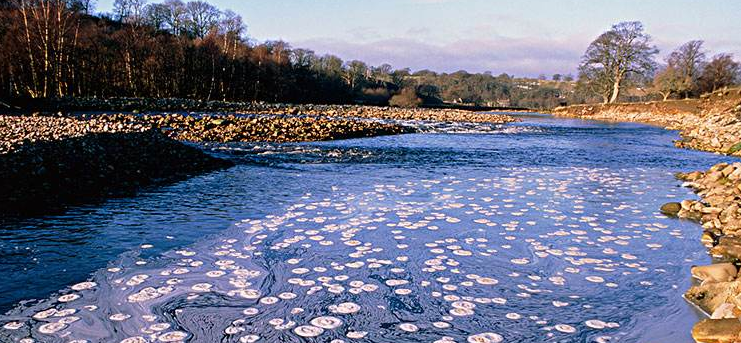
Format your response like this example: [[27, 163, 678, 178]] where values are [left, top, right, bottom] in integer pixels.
[[609, 76, 621, 104]]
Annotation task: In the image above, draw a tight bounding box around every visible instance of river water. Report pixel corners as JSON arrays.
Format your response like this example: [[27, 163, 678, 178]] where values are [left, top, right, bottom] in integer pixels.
[[0, 113, 730, 343]]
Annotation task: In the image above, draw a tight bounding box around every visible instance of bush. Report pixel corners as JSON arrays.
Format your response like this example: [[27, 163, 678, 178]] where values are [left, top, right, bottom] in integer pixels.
[[389, 88, 422, 108]]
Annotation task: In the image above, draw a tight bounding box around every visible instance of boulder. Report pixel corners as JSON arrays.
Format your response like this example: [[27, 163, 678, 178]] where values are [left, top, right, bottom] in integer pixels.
[[660, 202, 682, 216], [692, 263, 738, 283], [686, 280, 741, 316], [692, 318, 741, 343], [712, 236, 741, 260]]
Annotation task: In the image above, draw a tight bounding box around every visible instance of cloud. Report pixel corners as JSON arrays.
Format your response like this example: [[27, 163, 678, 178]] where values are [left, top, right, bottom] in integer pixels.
[[295, 36, 585, 77]]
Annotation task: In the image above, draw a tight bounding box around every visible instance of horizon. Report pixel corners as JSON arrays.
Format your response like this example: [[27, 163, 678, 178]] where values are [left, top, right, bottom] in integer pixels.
[[95, 0, 741, 77]]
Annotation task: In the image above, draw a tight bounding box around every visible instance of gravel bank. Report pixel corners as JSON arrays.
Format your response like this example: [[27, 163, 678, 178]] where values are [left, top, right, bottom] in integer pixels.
[[1, 103, 516, 215], [0, 115, 232, 215], [34, 97, 518, 125]]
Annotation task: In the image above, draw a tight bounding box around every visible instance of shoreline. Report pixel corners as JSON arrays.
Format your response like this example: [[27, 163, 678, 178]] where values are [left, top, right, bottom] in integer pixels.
[[0, 104, 517, 215], [13, 97, 522, 125], [552, 88, 741, 342], [0, 115, 234, 215]]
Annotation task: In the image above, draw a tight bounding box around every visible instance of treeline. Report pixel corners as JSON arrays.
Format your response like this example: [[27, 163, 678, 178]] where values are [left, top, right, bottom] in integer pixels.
[[577, 21, 740, 104], [0, 0, 571, 109]]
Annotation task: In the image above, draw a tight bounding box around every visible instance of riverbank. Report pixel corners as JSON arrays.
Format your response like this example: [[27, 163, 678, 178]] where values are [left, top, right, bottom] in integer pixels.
[[0, 106, 515, 215], [0, 113, 407, 215], [23, 97, 520, 125], [0, 115, 233, 215], [552, 88, 741, 156], [674, 162, 741, 343], [553, 89, 741, 343]]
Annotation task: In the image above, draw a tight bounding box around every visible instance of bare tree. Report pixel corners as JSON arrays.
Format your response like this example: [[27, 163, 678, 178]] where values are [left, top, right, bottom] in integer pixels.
[[698, 54, 740, 93], [579, 21, 658, 103], [666, 40, 706, 97], [290, 49, 316, 69], [161, 0, 186, 35], [68, 0, 95, 14], [185, 0, 219, 38], [10, 0, 79, 98], [652, 64, 684, 101], [143, 3, 169, 30]]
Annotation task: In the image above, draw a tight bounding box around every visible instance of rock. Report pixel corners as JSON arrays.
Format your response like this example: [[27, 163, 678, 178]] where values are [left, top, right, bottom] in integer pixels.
[[711, 236, 741, 260], [0, 128, 233, 215], [692, 263, 738, 283], [686, 281, 741, 315], [722, 165, 737, 177], [660, 202, 682, 216], [711, 303, 738, 319], [692, 318, 741, 343]]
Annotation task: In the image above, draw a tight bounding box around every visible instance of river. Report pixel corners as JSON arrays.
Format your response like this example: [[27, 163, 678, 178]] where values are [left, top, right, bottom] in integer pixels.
[[0, 113, 727, 342]]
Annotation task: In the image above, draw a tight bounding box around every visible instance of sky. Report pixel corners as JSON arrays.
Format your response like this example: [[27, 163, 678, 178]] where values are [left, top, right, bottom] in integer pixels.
[[96, 0, 741, 77]]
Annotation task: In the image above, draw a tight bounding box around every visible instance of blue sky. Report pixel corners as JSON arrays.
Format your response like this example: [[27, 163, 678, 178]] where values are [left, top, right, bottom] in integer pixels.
[[97, 0, 741, 77]]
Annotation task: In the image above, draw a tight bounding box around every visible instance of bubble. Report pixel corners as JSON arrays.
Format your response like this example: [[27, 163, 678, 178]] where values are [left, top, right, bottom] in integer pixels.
[[511, 258, 530, 265], [505, 313, 521, 320], [260, 296, 279, 305], [347, 331, 368, 339], [235, 289, 261, 299], [38, 322, 67, 334], [3, 321, 24, 330], [33, 308, 57, 320], [552, 301, 569, 307], [586, 276, 605, 283], [239, 335, 260, 343], [554, 324, 576, 333], [71, 282, 97, 291], [58, 294, 80, 302], [192, 283, 213, 292], [385, 279, 409, 286], [333, 302, 361, 314], [399, 323, 419, 332], [585, 320, 607, 329], [109, 313, 131, 321], [310, 316, 343, 329], [158, 331, 188, 342], [293, 325, 324, 337], [467, 332, 504, 343], [242, 308, 259, 316], [450, 308, 475, 316], [476, 277, 498, 285]]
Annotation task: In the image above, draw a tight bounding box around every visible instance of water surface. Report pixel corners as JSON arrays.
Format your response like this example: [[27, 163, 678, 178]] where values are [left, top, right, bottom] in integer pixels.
[[0, 113, 729, 342]]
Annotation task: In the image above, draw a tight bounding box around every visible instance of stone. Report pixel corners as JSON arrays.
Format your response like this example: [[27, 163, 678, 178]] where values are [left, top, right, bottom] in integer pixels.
[[712, 236, 741, 260], [692, 264, 738, 283], [711, 303, 738, 319], [686, 281, 741, 316], [660, 202, 682, 216], [692, 318, 741, 343], [722, 165, 737, 177]]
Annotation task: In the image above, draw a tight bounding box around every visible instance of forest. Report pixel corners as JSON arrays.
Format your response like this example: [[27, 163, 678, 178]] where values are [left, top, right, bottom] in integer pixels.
[[3, 1, 736, 110], [0, 0, 576, 109]]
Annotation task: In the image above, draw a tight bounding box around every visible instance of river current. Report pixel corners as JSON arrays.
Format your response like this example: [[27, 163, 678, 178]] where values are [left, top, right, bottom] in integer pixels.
[[0, 113, 730, 343]]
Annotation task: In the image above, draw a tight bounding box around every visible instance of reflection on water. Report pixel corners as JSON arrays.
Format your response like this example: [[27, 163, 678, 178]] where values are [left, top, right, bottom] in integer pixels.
[[0, 114, 731, 342]]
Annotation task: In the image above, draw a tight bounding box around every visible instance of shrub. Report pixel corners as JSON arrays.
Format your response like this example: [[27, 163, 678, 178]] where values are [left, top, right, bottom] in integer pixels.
[[389, 88, 422, 108]]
